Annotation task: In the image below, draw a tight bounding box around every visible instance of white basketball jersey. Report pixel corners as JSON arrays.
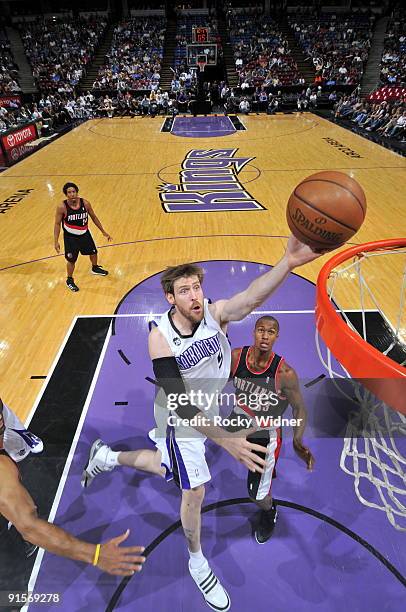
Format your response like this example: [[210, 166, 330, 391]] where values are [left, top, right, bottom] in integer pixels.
[[154, 299, 230, 436]]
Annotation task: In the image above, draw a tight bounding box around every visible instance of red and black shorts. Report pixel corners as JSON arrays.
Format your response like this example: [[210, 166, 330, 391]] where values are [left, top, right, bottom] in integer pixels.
[[63, 230, 97, 263], [247, 427, 282, 501]]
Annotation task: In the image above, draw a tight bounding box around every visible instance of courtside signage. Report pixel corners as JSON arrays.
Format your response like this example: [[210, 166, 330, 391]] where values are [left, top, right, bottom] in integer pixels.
[[1, 124, 37, 151], [159, 148, 265, 213]]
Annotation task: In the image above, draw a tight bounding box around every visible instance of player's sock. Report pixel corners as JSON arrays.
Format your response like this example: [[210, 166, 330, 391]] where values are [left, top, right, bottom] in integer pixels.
[[105, 449, 121, 467], [189, 547, 206, 570]]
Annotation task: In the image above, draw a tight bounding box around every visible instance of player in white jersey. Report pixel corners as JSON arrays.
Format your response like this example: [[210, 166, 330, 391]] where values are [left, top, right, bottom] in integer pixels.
[[148, 296, 231, 489], [82, 236, 323, 611]]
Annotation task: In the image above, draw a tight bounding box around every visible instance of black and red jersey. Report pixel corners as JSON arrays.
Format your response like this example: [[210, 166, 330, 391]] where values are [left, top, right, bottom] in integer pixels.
[[232, 346, 289, 421], [63, 198, 88, 235]]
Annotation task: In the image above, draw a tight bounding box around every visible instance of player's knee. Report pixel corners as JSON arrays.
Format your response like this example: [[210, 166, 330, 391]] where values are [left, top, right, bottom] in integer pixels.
[[183, 484, 205, 508]]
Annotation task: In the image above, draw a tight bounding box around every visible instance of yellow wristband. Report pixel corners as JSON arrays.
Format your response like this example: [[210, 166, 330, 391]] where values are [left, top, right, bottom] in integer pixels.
[[93, 544, 101, 566]]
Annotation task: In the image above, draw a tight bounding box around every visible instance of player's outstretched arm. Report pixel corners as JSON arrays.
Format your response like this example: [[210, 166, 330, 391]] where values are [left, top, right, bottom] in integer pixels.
[[279, 363, 314, 470], [0, 456, 145, 575], [213, 235, 324, 324], [149, 328, 267, 473]]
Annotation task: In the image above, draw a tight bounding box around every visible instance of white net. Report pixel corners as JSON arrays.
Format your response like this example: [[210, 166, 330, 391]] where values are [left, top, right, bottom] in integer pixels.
[[316, 245, 406, 530]]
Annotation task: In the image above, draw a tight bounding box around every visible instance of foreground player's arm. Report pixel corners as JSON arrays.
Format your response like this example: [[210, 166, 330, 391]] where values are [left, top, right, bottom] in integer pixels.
[[230, 348, 242, 378], [149, 327, 266, 473], [84, 200, 112, 240], [279, 363, 314, 470], [53, 204, 65, 253], [212, 236, 323, 324], [0, 456, 145, 576]]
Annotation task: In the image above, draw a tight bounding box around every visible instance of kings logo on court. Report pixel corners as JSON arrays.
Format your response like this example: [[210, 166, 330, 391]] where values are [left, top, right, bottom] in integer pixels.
[[159, 149, 265, 213]]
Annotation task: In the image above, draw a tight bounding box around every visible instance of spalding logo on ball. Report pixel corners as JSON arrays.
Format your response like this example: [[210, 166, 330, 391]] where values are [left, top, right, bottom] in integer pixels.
[[287, 171, 367, 251]]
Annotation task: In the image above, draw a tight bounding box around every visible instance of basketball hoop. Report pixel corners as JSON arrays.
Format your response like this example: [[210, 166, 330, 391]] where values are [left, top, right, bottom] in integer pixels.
[[315, 238, 406, 530], [197, 54, 207, 73]]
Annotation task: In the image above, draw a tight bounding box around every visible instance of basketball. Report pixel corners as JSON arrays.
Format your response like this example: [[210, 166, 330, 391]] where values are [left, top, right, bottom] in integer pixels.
[[286, 171, 367, 250]]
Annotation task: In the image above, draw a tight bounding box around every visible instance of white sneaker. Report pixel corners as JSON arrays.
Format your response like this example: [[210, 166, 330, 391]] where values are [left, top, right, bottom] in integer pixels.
[[81, 439, 115, 488], [189, 560, 231, 611], [11, 429, 44, 454]]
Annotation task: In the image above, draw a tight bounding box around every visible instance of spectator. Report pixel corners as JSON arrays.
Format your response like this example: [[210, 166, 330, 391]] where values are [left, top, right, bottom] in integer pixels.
[[141, 95, 150, 116], [239, 97, 250, 114]]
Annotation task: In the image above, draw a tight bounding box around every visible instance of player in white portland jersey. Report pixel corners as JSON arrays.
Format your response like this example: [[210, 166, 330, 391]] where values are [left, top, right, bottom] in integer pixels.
[[82, 237, 324, 611]]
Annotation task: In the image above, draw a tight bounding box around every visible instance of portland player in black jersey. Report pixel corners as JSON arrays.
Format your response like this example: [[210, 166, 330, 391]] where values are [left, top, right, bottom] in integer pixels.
[[230, 315, 314, 544], [0, 401, 145, 577], [54, 182, 112, 292]]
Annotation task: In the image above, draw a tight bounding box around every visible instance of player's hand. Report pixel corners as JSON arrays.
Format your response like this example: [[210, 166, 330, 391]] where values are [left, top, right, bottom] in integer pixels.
[[285, 235, 327, 269], [103, 232, 112, 242], [293, 438, 314, 470], [97, 529, 145, 576], [54, 242, 60, 254], [219, 427, 267, 473]]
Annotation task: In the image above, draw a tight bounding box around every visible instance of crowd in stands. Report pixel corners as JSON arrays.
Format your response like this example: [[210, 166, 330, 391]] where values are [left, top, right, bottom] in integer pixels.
[[170, 68, 197, 94], [221, 83, 333, 114], [289, 12, 374, 86], [228, 13, 302, 87], [92, 17, 165, 91], [0, 94, 76, 134], [333, 93, 406, 142], [20, 17, 107, 93], [0, 86, 205, 136], [0, 35, 21, 94], [380, 8, 405, 86]]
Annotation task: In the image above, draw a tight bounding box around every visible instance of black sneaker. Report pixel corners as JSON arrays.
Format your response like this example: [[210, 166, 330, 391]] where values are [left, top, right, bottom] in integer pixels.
[[91, 265, 108, 276], [255, 503, 278, 544], [67, 277, 79, 292]]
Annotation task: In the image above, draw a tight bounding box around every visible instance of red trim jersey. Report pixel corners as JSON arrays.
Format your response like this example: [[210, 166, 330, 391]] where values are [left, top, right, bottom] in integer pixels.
[[63, 198, 88, 235], [232, 346, 289, 425]]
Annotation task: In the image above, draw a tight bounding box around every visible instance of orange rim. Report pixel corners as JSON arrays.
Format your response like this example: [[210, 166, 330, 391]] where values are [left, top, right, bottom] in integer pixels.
[[316, 238, 406, 414]]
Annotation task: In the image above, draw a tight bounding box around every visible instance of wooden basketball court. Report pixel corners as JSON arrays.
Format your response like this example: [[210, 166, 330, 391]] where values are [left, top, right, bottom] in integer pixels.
[[0, 112, 405, 417]]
